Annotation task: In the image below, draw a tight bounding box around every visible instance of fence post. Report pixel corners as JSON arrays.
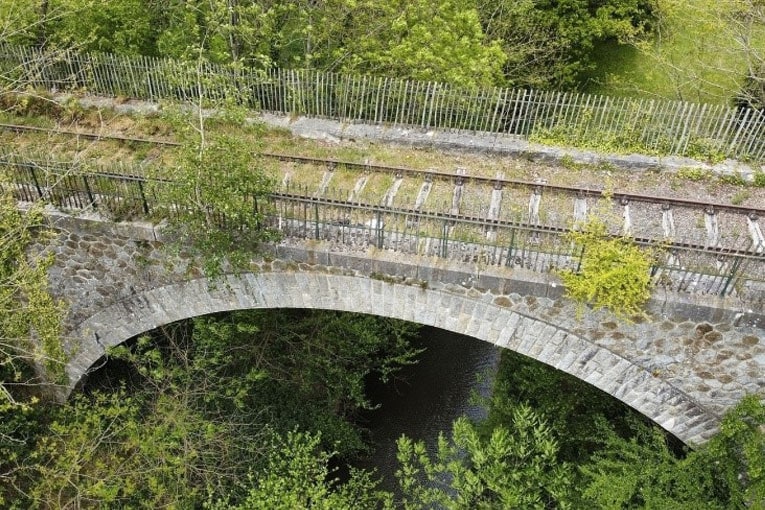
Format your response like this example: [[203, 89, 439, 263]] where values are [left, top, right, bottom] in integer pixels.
[[441, 219, 449, 258], [719, 255, 743, 297], [302, 201, 308, 238], [28, 163, 44, 200], [376, 210, 383, 249], [137, 180, 150, 215], [314, 202, 320, 239], [505, 228, 516, 266], [82, 174, 96, 208], [575, 244, 586, 273]]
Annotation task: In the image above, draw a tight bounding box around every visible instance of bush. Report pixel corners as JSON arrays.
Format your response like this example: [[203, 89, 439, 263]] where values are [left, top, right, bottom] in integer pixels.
[[559, 220, 655, 316]]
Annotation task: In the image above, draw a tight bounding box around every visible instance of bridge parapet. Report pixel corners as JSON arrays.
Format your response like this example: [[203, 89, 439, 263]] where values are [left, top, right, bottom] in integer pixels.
[[9, 154, 764, 304], [37, 211, 765, 446]]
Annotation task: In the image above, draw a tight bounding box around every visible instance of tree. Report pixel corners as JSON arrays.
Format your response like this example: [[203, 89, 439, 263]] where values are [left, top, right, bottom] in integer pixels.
[[396, 409, 574, 509], [19, 390, 195, 509], [481, 349, 666, 464], [0, 308, 420, 507], [0, 0, 160, 53], [154, 0, 277, 67], [210, 430, 394, 510], [150, 92, 278, 275], [0, 396, 41, 508], [580, 423, 716, 509], [39, 0, 159, 54], [627, 0, 765, 104], [736, 66, 765, 111], [580, 395, 765, 508], [0, 185, 65, 504], [476, 0, 657, 89], [185, 309, 422, 457], [701, 394, 765, 507], [0, 1, 42, 46], [337, 0, 506, 88]]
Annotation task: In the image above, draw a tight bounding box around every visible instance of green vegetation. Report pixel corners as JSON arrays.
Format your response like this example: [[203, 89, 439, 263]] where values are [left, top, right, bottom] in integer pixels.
[[1, 2, 764, 508], [0, 176, 65, 392], [591, 0, 765, 105], [0, 309, 421, 508], [210, 430, 394, 510], [397, 409, 573, 509], [1, 0, 656, 91], [5, 306, 761, 508], [2, 0, 762, 168], [477, 0, 657, 89], [14, 0, 758, 105], [559, 219, 656, 317], [149, 106, 278, 275], [477, 349, 765, 509], [0, 169, 65, 508]]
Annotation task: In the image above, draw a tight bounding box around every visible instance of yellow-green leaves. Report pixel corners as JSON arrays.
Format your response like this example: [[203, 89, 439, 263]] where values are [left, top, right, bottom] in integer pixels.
[[0, 175, 66, 390], [559, 220, 655, 317], [396, 409, 573, 509]]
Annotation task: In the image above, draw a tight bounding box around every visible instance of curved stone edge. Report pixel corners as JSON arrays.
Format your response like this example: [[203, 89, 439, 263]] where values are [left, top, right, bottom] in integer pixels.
[[67, 272, 720, 446]]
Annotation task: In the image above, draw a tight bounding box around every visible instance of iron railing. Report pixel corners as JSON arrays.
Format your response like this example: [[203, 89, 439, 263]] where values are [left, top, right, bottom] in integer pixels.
[[3, 155, 763, 303]]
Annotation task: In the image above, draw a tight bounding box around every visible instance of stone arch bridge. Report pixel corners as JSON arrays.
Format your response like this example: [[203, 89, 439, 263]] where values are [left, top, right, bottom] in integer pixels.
[[40, 210, 765, 447]]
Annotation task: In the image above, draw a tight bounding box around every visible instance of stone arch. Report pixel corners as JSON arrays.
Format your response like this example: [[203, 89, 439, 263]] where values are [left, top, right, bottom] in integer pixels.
[[67, 271, 719, 445]]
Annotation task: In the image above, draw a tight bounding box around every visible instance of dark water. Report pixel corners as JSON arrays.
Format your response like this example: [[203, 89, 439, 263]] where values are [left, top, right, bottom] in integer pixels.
[[356, 326, 501, 493]]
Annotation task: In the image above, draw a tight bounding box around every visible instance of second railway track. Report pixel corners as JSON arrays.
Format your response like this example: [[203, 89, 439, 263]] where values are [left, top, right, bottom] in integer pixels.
[[3, 119, 764, 298]]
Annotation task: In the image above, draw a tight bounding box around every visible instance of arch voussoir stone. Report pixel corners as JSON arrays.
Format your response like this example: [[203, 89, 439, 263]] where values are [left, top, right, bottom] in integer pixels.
[[64, 271, 724, 446]]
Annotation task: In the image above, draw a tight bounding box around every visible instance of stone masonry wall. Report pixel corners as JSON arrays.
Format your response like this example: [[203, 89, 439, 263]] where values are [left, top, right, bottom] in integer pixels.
[[41, 212, 765, 446]]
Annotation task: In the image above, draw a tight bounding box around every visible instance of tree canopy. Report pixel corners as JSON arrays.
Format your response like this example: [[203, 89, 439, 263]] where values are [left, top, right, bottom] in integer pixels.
[[1, 0, 659, 90]]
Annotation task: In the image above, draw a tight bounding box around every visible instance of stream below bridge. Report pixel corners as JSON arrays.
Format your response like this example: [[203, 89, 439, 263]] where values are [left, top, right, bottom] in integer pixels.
[[355, 326, 502, 494]]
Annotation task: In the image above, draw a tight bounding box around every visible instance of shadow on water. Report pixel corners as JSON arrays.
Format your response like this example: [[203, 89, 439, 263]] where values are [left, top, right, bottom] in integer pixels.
[[354, 326, 501, 494]]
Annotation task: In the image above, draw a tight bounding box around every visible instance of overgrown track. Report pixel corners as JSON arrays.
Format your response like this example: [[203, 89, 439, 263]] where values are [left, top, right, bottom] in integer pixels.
[[4, 121, 765, 299], [274, 190, 763, 259], [0, 122, 179, 146], [2, 121, 763, 217]]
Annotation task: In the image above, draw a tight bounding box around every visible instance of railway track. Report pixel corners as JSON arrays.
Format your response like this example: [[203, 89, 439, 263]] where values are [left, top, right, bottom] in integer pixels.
[[2, 120, 763, 216], [0, 122, 180, 146], [4, 121, 765, 297], [4, 120, 765, 257]]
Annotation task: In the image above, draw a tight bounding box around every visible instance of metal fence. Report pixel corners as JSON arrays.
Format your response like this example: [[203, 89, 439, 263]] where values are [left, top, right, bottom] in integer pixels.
[[3, 155, 763, 303], [1, 44, 764, 163]]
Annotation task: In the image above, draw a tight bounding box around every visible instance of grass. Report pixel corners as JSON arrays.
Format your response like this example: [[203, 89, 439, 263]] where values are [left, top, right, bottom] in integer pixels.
[[587, 0, 765, 104], [427, 181, 456, 212], [392, 178, 423, 209], [329, 167, 366, 199], [3, 92, 765, 220], [356, 174, 394, 204]]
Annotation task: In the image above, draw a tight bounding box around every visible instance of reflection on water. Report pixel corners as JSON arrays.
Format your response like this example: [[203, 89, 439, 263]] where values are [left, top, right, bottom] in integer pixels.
[[357, 326, 501, 493]]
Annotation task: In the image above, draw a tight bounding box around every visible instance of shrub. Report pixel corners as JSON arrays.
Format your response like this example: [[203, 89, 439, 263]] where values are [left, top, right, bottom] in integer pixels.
[[559, 220, 655, 316]]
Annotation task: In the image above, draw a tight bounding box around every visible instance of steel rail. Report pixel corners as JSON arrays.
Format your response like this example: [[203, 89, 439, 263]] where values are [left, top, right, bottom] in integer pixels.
[[269, 153, 765, 216], [3, 154, 763, 259], [0, 122, 180, 146], [272, 191, 765, 260], [3, 121, 764, 216]]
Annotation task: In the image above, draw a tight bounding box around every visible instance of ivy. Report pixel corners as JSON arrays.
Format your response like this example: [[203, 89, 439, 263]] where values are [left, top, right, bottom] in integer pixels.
[[0, 174, 66, 391]]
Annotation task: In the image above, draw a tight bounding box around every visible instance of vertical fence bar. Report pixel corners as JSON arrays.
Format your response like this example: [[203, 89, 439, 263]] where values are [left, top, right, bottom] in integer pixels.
[[2, 44, 765, 164], [720, 255, 743, 297]]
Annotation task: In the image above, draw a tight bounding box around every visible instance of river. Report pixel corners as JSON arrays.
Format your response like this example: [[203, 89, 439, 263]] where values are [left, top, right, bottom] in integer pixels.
[[356, 326, 502, 494]]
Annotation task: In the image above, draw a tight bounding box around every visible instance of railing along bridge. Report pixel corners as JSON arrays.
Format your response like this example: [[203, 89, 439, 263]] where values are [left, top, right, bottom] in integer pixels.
[[3, 151, 764, 303]]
